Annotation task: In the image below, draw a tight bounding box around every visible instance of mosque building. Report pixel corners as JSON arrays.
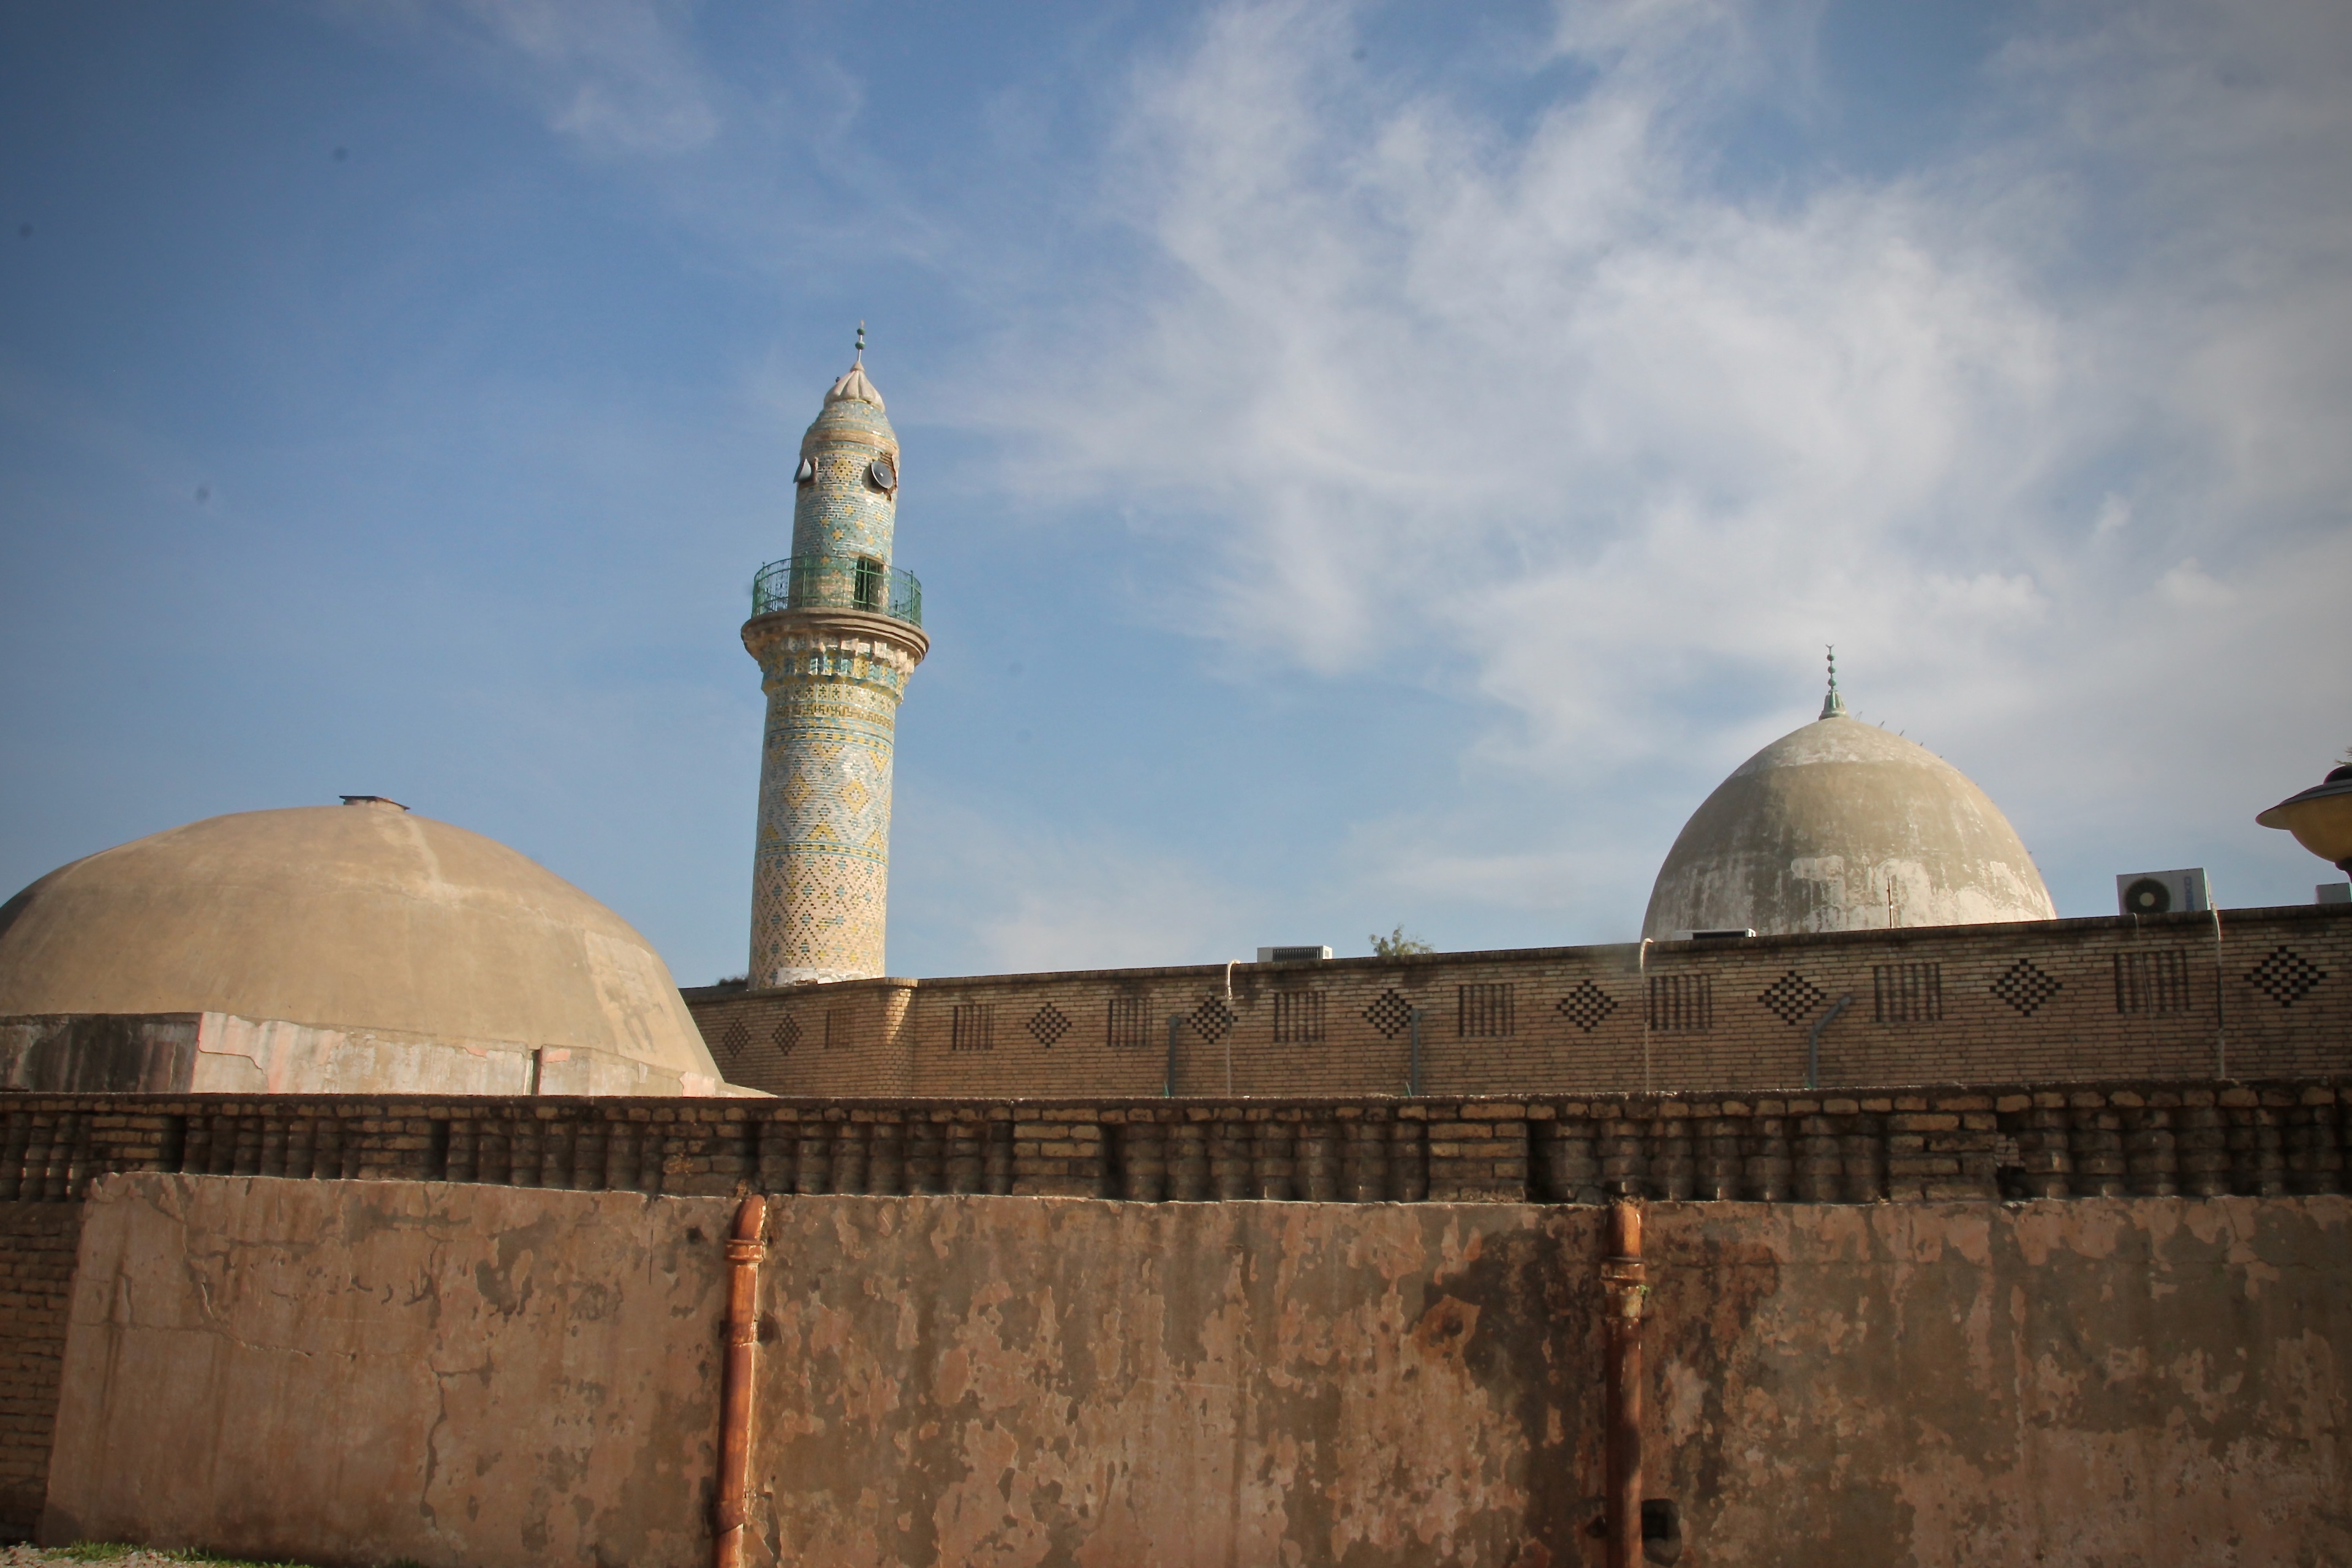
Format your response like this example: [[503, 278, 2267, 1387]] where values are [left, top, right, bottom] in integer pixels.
[[0, 342, 2342, 1106]]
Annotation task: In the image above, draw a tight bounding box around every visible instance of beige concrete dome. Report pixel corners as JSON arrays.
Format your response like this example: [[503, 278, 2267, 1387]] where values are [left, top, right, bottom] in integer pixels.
[[0, 801, 728, 1095], [1643, 707, 2056, 939]]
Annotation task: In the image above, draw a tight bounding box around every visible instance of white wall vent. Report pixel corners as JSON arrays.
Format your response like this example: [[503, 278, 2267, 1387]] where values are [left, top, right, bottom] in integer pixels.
[[2116, 868, 2209, 916]]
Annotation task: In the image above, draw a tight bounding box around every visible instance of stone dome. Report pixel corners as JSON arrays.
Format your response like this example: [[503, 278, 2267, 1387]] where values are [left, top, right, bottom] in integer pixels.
[[0, 801, 728, 1095], [1643, 712, 2056, 939]]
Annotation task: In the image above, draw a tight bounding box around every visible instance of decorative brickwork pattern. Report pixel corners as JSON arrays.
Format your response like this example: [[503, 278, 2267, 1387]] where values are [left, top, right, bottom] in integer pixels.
[[1107, 995, 1151, 1050], [2115, 951, 2191, 1015], [2247, 947, 2326, 1008], [1758, 972, 1826, 1026], [950, 1004, 994, 1052], [1991, 959, 2062, 1016], [1458, 983, 1515, 1038], [1029, 1004, 1071, 1047], [1191, 998, 1235, 1043], [685, 905, 2351, 1099], [1557, 982, 1616, 1033], [1875, 963, 1943, 1023], [1272, 991, 1326, 1044], [1648, 975, 1713, 1032], [1364, 990, 1413, 1040], [774, 1015, 802, 1054]]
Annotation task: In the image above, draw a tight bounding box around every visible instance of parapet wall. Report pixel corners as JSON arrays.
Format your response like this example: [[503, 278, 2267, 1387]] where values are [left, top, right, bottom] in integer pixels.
[[4, 1076, 2349, 1207], [41, 1174, 2352, 1567], [684, 904, 2350, 1098]]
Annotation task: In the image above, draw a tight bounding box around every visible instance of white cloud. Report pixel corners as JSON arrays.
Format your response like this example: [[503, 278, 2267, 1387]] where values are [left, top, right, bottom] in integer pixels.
[[960, 0, 2351, 890]]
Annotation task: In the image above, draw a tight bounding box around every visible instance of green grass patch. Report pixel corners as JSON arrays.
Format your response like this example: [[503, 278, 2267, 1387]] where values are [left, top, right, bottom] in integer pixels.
[[60, 1546, 328, 1568]]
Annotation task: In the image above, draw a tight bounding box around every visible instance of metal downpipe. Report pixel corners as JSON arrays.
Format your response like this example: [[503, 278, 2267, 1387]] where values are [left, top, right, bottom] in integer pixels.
[[1602, 1200, 1647, 1568], [715, 1195, 768, 1568]]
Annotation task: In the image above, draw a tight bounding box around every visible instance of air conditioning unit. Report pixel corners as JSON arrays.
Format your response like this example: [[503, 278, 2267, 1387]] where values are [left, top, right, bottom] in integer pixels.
[[2320, 883, 2350, 906], [1257, 945, 1333, 963], [2116, 868, 2209, 916]]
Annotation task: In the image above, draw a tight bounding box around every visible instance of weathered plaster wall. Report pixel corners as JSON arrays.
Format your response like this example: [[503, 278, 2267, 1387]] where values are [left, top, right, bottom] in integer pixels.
[[43, 1176, 2352, 1567], [45, 1175, 728, 1567]]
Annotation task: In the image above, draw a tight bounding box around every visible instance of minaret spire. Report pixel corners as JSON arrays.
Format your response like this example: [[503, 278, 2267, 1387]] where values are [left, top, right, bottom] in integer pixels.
[[1820, 645, 1848, 720], [739, 340, 927, 987]]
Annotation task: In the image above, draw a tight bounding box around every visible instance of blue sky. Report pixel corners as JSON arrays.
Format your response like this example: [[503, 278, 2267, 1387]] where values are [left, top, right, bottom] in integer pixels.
[[3, 0, 2347, 987]]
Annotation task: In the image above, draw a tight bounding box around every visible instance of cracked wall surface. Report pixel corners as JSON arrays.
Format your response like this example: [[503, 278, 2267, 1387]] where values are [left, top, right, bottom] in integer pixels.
[[39, 1175, 2352, 1567]]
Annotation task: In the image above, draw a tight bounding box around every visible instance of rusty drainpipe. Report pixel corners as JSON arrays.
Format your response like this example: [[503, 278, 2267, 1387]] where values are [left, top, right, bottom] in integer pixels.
[[1602, 1200, 1647, 1568], [715, 1195, 768, 1568]]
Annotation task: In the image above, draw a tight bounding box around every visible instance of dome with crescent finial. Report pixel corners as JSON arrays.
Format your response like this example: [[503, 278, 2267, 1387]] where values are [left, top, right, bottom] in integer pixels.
[[1642, 654, 2056, 938]]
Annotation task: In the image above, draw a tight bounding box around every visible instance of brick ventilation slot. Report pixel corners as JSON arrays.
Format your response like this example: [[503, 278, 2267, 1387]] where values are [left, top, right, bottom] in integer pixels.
[[1758, 971, 1826, 1026], [1190, 997, 1235, 1043], [1028, 1004, 1071, 1048], [1558, 981, 1617, 1033], [1106, 995, 1150, 1050], [1646, 975, 1712, 1033], [1874, 962, 1943, 1024], [1458, 983, 1515, 1038], [1272, 991, 1326, 1044], [1363, 989, 1413, 1039], [2115, 951, 2191, 1015], [2246, 946, 2327, 1008], [1991, 959, 2063, 1016], [950, 1004, 995, 1052]]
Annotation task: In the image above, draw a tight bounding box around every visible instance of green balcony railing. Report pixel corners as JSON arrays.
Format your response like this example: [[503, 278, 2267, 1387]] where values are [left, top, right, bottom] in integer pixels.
[[751, 555, 923, 629]]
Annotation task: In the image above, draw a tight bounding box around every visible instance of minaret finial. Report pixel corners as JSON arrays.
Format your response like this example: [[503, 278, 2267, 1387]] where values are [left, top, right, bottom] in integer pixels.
[[854, 322, 865, 364], [1820, 645, 1848, 720]]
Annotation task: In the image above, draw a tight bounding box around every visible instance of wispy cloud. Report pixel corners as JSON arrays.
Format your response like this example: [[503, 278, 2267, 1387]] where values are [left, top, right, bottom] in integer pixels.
[[968, 0, 2351, 852]]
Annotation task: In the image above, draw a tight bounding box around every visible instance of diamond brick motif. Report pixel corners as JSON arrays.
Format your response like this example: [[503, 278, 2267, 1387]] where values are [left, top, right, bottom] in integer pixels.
[[1758, 971, 1826, 1026], [1364, 989, 1413, 1040], [2247, 946, 2327, 1007], [1029, 1003, 1071, 1047], [720, 1020, 750, 1059], [1190, 997, 1235, 1043], [773, 1014, 802, 1054], [1557, 981, 1616, 1033], [1991, 959, 2063, 1016]]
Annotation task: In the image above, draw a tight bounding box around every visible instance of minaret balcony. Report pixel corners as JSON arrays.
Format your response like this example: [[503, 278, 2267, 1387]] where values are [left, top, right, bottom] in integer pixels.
[[751, 554, 923, 629]]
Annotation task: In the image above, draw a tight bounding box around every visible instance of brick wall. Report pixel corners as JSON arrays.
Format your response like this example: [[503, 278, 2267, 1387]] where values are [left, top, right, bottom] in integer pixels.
[[685, 905, 2350, 1097], [4, 1077, 2346, 1208], [4, 1075, 2346, 1542], [0, 1202, 82, 1538]]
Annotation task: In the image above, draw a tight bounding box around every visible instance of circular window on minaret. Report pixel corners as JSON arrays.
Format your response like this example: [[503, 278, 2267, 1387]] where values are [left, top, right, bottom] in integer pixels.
[[867, 457, 896, 493]]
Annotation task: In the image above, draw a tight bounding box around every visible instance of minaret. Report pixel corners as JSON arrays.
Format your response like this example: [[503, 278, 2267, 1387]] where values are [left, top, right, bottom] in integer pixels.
[[743, 329, 928, 985]]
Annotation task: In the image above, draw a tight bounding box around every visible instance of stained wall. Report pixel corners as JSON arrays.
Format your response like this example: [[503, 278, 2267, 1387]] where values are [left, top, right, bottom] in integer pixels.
[[42, 1174, 2352, 1567], [0, 1201, 81, 1537]]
